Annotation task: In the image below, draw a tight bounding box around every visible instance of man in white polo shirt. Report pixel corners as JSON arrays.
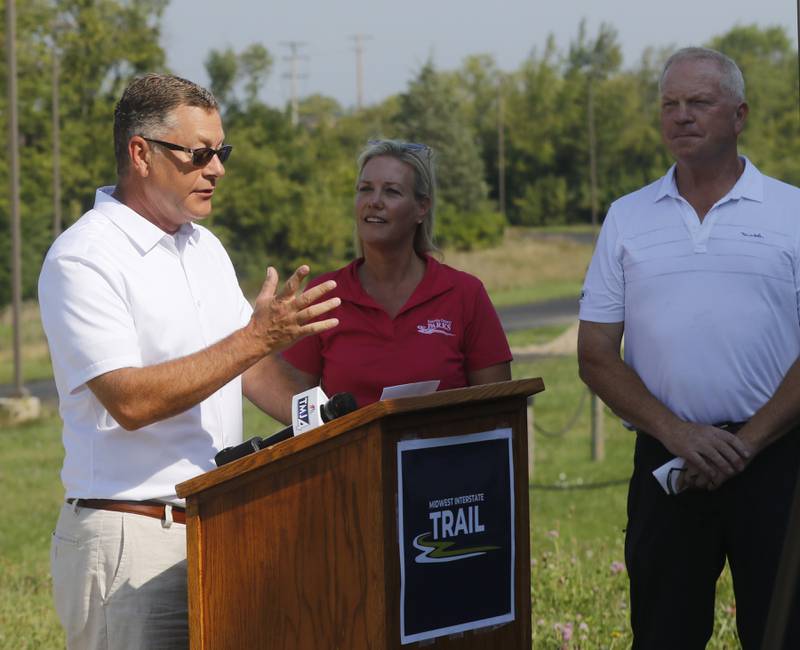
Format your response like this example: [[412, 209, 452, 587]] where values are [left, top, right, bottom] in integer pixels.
[[578, 48, 800, 648], [38, 74, 340, 649]]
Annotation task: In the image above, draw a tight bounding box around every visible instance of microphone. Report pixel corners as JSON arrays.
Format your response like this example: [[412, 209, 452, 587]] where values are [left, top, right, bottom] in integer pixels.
[[320, 392, 359, 422], [260, 391, 359, 448], [214, 390, 358, 466], [292, 387, 358, 434], [291, 386, 329, 434], [213, 436, 264, 467]]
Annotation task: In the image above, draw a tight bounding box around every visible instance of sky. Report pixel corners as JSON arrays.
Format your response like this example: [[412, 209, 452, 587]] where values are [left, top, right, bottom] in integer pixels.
[[161, 0, 797, 109]]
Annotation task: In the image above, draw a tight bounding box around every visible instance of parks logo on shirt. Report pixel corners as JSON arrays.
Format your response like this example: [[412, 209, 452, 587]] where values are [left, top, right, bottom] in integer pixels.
[[396, 429, 515, 644], [416, 318, 455, 336]]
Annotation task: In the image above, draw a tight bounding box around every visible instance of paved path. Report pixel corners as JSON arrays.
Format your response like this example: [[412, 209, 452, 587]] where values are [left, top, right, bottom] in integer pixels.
[[497, 296, 578, 332], [0, 377, 58, 402], [0, 298, 579, 402]]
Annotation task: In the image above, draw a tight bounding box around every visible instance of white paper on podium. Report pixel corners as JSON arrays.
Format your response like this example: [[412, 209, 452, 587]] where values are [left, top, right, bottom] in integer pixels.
[[652, 457, 687, 495], [380, 380, 440, 401]]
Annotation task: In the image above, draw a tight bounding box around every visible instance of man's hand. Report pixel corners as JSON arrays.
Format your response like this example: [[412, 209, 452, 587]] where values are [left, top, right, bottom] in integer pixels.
[[669, 422, 751, 490], [246, 265, 340, 355]]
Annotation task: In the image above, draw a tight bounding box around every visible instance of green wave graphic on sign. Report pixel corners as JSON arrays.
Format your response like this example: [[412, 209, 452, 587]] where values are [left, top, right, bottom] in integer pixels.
[[413, 533, 500, 563]]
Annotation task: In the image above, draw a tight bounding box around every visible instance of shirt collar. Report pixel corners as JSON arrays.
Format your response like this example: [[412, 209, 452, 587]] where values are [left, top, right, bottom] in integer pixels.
[[338, 255, 456, 315], [92, 186, 201, 254], [654, 156, 763, 204]]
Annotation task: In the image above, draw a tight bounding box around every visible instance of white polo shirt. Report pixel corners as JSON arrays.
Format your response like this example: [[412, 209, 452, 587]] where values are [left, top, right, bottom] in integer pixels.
[[39, 187, 253, 504], [580, 158, 800, 424]]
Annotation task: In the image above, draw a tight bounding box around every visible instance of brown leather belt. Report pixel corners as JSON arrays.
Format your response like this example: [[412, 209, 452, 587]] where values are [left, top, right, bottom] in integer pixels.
[[66, 498, 186, 525]]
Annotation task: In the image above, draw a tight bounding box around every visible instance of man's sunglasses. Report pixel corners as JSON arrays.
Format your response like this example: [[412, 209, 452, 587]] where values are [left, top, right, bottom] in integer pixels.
[[142, 137, 233, 167]]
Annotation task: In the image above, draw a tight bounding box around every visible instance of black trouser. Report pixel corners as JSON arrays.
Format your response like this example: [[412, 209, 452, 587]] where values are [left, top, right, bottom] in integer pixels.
[[625, 429, 800, 649]]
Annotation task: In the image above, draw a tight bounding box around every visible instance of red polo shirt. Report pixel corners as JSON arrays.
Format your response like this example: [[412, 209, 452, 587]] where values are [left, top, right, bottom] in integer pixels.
[[282, 256, 512, 407]]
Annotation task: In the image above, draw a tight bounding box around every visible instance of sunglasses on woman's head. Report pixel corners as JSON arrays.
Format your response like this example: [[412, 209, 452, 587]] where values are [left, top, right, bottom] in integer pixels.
[[142, 137, 233, 167], [368, 140, 431, 158]]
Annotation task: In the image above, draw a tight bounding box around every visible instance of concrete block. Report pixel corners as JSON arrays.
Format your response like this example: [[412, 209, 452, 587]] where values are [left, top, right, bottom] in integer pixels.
[[0, 396, 43, 425]]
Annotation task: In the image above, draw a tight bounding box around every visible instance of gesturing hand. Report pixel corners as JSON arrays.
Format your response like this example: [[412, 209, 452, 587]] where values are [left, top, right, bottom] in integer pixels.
[[247, 265, 340, 355]]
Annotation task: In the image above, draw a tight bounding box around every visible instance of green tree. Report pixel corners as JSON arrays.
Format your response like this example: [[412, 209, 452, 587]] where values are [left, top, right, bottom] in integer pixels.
[[453, 54, 503, 206], [239, 44, 272, 107], [205, 44, 274, 112], [210, 101, 356, 287], [564, 20, 623, 224], [205, 48, 238, 108], [0, 0, 167, 307], [504, 36, 567, 225], [394, 61, 504, 249], [708, 25, 800, 184]]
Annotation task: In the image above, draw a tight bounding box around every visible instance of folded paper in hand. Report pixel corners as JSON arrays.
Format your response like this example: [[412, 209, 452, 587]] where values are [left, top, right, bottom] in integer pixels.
[[652, 457, 687, 495]]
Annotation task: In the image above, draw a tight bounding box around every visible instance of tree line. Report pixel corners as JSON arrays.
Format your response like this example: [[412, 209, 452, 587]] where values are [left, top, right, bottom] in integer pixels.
[[1, 0, 798, 305]]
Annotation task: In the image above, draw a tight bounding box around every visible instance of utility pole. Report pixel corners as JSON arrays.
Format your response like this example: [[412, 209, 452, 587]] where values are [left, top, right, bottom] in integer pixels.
[[586, 72, 604, 461], [497, 78, 506, 217], [587, 76, 599, 231], [350, 34, 372, 110], [6, 0, 25, 397], [52, 38, 62, 238], [281, 41, 308, 126]]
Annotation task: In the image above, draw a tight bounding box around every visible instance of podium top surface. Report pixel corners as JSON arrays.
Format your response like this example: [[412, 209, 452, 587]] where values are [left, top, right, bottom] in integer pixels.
[[176, 377, 544, 499]]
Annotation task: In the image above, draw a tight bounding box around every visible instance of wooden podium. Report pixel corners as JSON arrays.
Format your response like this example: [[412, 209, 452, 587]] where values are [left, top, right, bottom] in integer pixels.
[[176, 378, 544, 649]]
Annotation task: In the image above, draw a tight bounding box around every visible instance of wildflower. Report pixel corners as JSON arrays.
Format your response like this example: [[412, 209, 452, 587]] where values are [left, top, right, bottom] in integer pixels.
[[579, 622, 589, 633], [546, 529, 559, 539], [554, 621, 574, 642], [610, 561, 626, 574]]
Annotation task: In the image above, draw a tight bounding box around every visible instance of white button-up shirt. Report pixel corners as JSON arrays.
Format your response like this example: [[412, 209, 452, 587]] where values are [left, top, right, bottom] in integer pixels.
[[39, 187, 252, 504], [580, 159, 800, 424]]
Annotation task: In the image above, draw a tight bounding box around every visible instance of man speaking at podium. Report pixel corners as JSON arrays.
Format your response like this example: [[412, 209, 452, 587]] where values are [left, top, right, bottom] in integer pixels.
[[578, 48, 800, 648], [38, 74, 340, 649]]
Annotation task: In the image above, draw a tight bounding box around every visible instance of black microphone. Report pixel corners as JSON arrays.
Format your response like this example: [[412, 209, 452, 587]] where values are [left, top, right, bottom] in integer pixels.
[[258, 423, 293, 448], [213, 436, 263, 467], [320, 392, 358, 423], [258, 392, 358, 448], [214, 392, 358, 466]]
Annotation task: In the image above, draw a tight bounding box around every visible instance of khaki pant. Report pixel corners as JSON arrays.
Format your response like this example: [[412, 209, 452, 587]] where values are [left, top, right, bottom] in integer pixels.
[[51, 502, 188, 650]]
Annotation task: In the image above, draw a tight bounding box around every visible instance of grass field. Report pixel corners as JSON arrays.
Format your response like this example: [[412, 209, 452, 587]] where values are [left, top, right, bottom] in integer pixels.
[[0, 302, 53, 385], [0, 227, 741, 648], [445, 227, 593, 307]]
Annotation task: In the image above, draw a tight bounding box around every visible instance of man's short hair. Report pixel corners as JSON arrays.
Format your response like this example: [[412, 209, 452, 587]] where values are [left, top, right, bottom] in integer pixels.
[[659, 47, 746, 104], [113, 74, 219, 176]]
